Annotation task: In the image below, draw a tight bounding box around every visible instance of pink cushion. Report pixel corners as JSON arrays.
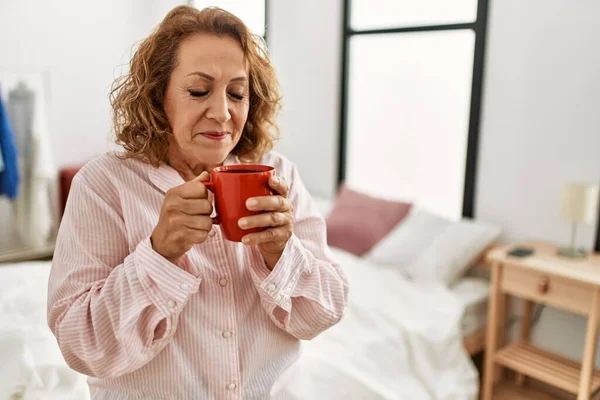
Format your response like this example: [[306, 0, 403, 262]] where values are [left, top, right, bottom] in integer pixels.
[[325, 185, 412, 256]]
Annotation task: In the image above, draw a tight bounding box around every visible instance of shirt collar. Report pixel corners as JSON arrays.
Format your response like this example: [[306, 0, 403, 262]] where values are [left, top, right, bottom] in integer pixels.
[[148, 153, 240, 193]]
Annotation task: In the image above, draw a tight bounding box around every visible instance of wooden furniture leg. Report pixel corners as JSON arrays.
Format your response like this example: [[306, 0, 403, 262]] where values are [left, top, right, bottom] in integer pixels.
[[578, 289, 600, 400], [483, 261, 502, 400], [494, 292, 509, 383], [516, 300, 534, 386]]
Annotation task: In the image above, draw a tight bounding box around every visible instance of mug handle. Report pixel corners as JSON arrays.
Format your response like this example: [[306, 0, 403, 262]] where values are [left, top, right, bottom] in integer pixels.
[[203, 181, 220, 225]]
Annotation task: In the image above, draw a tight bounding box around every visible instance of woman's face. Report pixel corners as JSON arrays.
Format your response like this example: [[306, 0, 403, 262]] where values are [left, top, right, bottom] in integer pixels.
[[164, 33, 249, 171]]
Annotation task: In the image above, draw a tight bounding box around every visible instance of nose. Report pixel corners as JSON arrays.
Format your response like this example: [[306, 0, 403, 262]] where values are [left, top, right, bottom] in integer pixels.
[[206, 90, 231, 124]]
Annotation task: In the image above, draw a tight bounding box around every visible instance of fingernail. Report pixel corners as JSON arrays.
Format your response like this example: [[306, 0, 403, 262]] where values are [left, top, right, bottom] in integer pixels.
[[247, 199, 257, 209], [272, 177, 280, 185], [242, 236, 250, 244], [239, 219, 248, 228]]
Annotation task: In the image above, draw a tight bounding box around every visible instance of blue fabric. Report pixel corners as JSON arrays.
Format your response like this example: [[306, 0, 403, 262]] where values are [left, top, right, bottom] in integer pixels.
[[0, 93, 19, 199], [0, 141, 4, 172]]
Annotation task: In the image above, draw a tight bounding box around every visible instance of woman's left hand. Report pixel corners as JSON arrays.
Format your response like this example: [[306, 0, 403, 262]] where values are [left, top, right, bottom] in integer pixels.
[[239, 176, 294, 270]]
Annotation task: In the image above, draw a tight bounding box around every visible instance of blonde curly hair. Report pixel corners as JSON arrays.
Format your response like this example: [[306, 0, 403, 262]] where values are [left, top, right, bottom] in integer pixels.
[[110, 5, 281, 166]]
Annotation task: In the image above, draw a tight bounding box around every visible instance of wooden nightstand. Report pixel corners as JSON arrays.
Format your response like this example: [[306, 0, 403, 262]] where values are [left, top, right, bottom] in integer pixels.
[[482, 241, 600, 400]]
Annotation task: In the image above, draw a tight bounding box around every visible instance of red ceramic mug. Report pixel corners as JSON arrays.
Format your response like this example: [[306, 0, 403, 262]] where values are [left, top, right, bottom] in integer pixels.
[[203, 164, 275, 242]]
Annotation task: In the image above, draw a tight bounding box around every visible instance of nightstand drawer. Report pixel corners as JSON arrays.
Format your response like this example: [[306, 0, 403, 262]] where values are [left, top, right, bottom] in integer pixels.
[[501, 265, 594, 315]]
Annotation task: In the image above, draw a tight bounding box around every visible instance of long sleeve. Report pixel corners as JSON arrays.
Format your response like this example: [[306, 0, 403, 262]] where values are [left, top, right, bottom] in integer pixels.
[[47, 174, 201, 379], [248, 163, 349, 340]]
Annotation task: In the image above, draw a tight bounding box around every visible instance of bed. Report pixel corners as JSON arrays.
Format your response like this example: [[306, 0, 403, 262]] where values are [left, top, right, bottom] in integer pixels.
[[0, 261, 90, 400], [0, 255, 489, 399], [311, 194, 490, 354]]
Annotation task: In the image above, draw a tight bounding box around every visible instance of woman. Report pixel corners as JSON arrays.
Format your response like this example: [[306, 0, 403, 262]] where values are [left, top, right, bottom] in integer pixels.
[[47, 5, 348, 399]]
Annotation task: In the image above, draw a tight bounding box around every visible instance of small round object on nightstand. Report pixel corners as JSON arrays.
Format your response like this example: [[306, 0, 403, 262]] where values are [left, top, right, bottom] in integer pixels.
[[537, 276, 550, 294]]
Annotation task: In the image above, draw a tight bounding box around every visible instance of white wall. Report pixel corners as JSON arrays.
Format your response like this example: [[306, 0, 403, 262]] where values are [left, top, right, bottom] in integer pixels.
[[268, 0, 343, 199], [476, 0, 600, 252], [476, 0, 600, 365], [154, 0, 188, 26]]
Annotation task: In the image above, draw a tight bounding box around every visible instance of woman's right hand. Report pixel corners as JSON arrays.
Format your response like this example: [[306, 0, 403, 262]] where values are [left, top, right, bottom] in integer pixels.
[[151, 171, 213, 264]]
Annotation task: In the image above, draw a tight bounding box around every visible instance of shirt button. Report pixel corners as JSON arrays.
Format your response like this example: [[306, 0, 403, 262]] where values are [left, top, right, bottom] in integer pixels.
[[228, 383, 237, 390], [222, 331, 232, 339], [180, 283, 190, 291], [219, 278, 228, 287], [266, 283, 276, 293], [167, 300, 176, 309]]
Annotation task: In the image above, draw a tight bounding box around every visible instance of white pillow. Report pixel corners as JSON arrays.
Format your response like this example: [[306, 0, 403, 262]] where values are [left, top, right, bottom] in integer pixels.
[[364, 207, 452, 269], [406, 218, 501, 286]]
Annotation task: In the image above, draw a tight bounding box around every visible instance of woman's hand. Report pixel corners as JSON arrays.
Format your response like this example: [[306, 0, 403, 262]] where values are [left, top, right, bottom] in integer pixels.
[[239, 176, 294, 270], [151, 172, 213, 264]]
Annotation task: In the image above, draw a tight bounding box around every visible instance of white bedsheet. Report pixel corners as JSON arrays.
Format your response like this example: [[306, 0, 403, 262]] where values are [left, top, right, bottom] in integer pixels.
[[452, 277, 489, 337], [0, 250, 482, 400], [0, 261, 90, 400], [271, 247, 480, 400]]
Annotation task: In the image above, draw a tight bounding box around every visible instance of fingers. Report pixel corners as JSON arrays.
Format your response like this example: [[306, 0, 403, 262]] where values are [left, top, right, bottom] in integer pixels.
[[239, 175, 293, 248], [245, 176, 290, 213], [241, 227, 292, 246], [178, 199, 213, 216], [193, 171, 211, 182], [172, 173, 211, 199], [170, 217, 211, 241], [178, 215, 213, 231], [246, 195, 291, 213], [164, 198, 212, 217], [268, 176, 288, 198], [164, 225, 210, 253], [183, 226, 210, 244], [238, 211, 291, 230]]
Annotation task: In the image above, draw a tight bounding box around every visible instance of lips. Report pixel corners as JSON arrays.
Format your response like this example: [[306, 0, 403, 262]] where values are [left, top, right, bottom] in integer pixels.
[[200, 132, 229, 140]]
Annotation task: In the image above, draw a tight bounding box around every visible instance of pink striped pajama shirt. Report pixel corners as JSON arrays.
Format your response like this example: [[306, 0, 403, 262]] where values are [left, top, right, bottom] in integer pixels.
[[47, 151, 348, 399]]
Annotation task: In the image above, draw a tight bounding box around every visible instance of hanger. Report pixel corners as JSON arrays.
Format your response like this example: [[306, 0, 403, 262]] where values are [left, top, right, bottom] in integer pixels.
[[7, 81, 34, 101]]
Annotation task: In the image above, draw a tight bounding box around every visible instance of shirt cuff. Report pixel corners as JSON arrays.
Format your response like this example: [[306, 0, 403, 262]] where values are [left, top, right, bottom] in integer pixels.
[[134, 237, 202, 317], [249, 234, 311, 313]]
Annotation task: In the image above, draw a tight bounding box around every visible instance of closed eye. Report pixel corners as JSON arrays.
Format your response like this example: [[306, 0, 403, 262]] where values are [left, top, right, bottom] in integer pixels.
[[188, 90, 244, 101], [228, 92, 245, 101], [188, 90, 208, 98]]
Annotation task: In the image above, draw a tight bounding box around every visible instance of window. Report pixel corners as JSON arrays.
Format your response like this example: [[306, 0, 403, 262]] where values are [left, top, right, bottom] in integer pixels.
[[190, 0, 267, 38], [351, 0, 477, 30], [339, 0, 489, 220], [346, 31, 475, 219]]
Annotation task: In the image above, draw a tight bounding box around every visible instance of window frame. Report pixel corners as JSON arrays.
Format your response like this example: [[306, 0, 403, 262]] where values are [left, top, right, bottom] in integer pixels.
[[596, 202, 600, 252], [337, 0, 490, 219]]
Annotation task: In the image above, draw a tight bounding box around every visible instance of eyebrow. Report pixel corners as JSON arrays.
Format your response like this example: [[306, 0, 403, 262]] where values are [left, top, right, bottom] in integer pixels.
[[187, 71, 247, 82]]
